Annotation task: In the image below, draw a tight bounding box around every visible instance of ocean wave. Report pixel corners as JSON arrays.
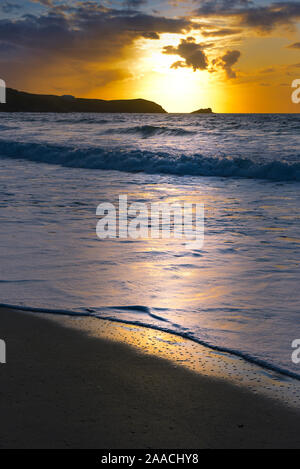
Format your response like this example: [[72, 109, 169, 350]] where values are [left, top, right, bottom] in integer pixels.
[[105, 125, 195, 138], [55, 117, 111, 124], [0, 139, 300, 181]]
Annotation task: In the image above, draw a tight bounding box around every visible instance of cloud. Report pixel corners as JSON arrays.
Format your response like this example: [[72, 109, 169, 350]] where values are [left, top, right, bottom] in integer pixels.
[[194, 1, 300, 32], [123, 0, 148, 9], [238, 2, 300, 31], [141, 31, 160, 39], [0, 2, 194, 93], [287, 42, 300, 48], [201, 28, 242, 37], [163, 37, 209, 71], [1, 1, 22, 13], [220, 50, 241, 78], [260, 67, 276, 73], [213, 50, 241, 78], [30, 0, 54, 6], [0, 6, 191, 61], [163, 36, 241, 78], [195, 0, 253, 15], [170, 60, 186, 69]]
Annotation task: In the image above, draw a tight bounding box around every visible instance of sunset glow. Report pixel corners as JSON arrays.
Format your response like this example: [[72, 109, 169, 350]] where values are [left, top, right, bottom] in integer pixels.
[[1, 1, 300, 112]]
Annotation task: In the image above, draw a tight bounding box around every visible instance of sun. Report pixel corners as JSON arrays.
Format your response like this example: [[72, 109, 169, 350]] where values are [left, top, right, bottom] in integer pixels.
[[129, 34, 216, 113], [145, 68, 213, 113]]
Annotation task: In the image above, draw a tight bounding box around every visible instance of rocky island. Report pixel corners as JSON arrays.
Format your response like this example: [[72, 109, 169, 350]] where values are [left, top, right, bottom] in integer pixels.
[[191, 108, 213, 114]]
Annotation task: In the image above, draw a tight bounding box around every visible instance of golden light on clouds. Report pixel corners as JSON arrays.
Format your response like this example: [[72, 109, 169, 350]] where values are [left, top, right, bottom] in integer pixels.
[[87, 27, 300, 113], [2, 1, 300, 113], [133, 35, 209, 112], [103, 33, 222, 113]]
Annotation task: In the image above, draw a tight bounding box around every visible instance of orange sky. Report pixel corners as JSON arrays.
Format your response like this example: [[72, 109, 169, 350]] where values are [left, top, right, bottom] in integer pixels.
[[1, 1, 300, 112]]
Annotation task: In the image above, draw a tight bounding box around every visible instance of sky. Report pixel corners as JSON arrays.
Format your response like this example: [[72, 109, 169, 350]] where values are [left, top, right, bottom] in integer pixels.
[[0, 0, 300, 112]]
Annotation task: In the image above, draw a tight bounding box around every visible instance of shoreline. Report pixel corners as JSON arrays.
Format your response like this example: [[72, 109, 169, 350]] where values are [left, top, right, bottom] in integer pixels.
[[0, 306, 299, 448], [36, 309, 300, 410], [1, 302, 299, 384]]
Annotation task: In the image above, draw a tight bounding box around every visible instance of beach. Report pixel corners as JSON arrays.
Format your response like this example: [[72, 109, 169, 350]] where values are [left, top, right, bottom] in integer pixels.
[[2, 0, 300, 452], [0, 305, 299, 449]]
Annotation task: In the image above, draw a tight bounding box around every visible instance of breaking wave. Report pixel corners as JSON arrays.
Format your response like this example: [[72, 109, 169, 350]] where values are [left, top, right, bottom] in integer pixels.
[[0, 139, 300, 181]]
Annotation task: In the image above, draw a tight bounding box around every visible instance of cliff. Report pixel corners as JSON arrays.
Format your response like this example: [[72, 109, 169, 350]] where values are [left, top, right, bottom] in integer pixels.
[[0, 88, 167, 113]]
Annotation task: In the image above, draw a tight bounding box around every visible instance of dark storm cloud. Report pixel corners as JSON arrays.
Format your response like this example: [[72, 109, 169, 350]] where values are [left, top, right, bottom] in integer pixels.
[[0, 2, 195, 90], [163, 37, 209, 70], [0, 5, 191, 62], [194, 1, 300, 32]]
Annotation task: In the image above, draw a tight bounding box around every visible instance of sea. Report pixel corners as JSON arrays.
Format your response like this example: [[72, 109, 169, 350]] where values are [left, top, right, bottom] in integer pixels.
[[0, 112, 300, 379]]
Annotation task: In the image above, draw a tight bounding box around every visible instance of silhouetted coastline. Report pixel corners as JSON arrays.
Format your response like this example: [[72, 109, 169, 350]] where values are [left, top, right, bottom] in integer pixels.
[[0, 88, 167, 113]]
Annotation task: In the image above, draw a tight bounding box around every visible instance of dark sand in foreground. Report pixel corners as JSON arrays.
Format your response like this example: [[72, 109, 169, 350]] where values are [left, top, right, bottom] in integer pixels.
[[0, 306, 299, 449]]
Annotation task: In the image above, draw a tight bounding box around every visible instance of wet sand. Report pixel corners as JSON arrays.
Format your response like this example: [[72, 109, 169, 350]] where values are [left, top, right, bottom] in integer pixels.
[[0, 306, 299, 449]]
